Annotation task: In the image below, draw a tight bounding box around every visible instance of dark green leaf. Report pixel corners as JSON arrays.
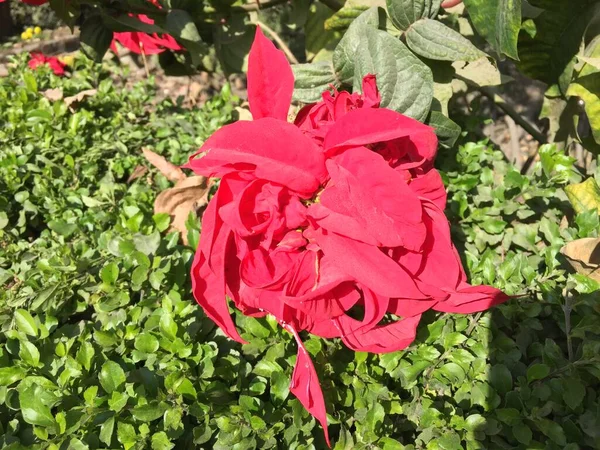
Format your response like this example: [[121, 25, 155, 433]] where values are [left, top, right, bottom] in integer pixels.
[[406, 19, 486, 61], [353, 27, 434, 121]]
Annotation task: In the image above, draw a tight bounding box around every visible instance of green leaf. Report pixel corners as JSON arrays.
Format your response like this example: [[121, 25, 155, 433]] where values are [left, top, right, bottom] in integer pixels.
[[512, 422, 532, 445], [406, 19, 486, 61], [489, 364, 513, 394], [481, 218, 507, 234], [160, 314, 178, 340], [153, 213, 171, 232], [386, 0, 442, 31], [0, 211, 8, 229], [20, 385, 56, 428], [152, 431, 174, 450], [567, 73, 600, 145], [100, 416, 115, 446], [165, 10, 207, 67], [117, 421, 137, 447], [464, 414, 486, 431], [517, 0, 599, 84], [324, 5, 369, 31], [428, 111, 461, 147], [270, 371, 290, 403], [526, 363, 550, 382], [333, 7, 386, 84], [19, 341, 40, 367], [133, 231, 161, 255], [535, 418, 567, 445], [353, 27, 434, 121], [565, 177, 600, 214], [562, 378, 586, 410], [132, 402, 168, 422], [0, 367, 28, 386], [453, 57, 505, 87], [14, 309, 38, 337], [99, 361, 126, 393], [135, 333, 159, 354], [463, 0, 521, 59], [292, 62, 337, 103], [80, 16, 113, 63], [100, 262, 119, 285], [22, 72, 38, 92], [47, 219, 77, 237]]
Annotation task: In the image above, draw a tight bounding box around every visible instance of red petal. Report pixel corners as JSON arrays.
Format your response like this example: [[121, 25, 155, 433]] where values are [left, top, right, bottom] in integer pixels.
[[323, 108, 437, 157], [247, 26, 294, 121], [187, 119, 327, 196], [285, 325, 330, 447], [312, 147, 426, 250], [191, 196, 246, 344], [409, 169, 447, 211], [313, 228, 426, 299], [433, 284, 509, 314], [335, 314, 421, 353]]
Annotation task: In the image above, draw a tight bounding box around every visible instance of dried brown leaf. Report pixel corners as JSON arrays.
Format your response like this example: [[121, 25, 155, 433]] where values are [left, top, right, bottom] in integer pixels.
[[127, 165, 148, 183], [154, 176, 211, 245], [64, 89, 98, 109], [560, 238, 600, 282], [142, 148, 186, 182], [43, 88, 64, 101]]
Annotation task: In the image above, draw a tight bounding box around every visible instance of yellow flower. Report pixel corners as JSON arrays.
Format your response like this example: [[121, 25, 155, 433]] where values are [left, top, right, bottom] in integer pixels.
[[59, 55, 75, 67], [34, 27, 42, 35]]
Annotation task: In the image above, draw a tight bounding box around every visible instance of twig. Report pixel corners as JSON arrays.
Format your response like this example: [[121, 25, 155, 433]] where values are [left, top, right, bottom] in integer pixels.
[[564, 290, 574, 361], [478, 84, 547, 145], [253, 20, 299, 64], [139, 43, 150, 78]]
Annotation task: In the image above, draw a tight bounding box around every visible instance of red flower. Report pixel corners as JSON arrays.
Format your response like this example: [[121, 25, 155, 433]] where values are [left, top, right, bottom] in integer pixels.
[[28, 53, 66, 76], [186, 27, 508, 445], [111, 6, 182, 55]]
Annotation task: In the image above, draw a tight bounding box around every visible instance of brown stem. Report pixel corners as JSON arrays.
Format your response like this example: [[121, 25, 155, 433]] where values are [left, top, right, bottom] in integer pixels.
[[564, 290, 574, 361]]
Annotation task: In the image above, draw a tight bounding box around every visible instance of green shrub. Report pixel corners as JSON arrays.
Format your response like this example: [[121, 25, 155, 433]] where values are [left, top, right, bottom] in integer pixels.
[[0, 54, 599, 450], [8, 0, 58, 31]]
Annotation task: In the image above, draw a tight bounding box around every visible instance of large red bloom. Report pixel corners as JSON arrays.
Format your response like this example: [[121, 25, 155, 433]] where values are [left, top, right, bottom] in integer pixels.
[[186, 27, 508, 445]]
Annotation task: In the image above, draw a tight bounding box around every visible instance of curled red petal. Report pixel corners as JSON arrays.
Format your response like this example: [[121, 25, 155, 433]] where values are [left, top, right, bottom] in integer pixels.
[[285, 325, 330, 447], [323, 108, 437, 157], [433, 284, 510, 314], [315, 147, 426, 250], [313, 228, 427, 299], [409, 169, 447, 211], [334, 314, 422, 353], [191, 190, 246, 344], [186, 119, 327, 196], [247, 26, 294, 121]]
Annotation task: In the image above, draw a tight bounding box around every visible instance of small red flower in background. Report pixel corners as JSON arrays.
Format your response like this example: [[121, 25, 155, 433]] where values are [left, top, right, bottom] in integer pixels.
[[111, 1, 182, 55], [186, 27, 508, 445], [28, 53, 66, 76]]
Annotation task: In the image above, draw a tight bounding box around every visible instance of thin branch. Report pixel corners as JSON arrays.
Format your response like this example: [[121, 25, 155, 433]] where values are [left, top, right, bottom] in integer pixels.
[[478, 85, 547, 145], [564, 290, 574, 362], [253, 20, 299, 64]]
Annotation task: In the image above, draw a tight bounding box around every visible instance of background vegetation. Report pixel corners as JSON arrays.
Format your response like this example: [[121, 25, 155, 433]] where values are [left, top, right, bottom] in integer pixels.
[[0, 0, 600, 449]]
